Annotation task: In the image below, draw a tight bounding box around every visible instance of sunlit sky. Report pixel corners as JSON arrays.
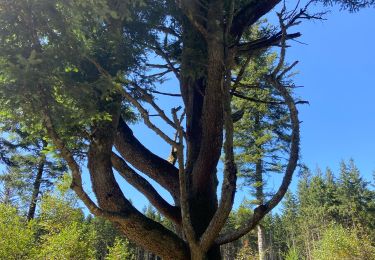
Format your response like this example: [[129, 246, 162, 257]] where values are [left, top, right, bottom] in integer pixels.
[[102, 4, 375, 212]]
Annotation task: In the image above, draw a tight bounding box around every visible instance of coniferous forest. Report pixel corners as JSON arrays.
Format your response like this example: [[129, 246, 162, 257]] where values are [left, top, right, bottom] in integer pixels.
[[1, 160, 374, 259], [0, 0, 374, 259]]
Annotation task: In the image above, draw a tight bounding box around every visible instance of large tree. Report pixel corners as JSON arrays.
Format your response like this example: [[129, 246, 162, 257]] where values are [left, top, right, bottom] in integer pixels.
[[0, 0, 373, 259]]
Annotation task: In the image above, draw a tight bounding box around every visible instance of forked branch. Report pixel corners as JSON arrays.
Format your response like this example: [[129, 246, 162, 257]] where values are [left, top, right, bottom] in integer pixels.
[[111, 152, 181, 224], [42, 110, 124, 222]]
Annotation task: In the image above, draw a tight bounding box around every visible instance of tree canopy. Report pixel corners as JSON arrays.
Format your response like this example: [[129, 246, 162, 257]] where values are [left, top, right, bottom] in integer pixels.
[[0, 0, 374, 259]]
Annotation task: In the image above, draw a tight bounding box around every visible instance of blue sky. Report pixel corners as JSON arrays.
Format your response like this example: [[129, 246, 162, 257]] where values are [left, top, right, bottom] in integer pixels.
[[288, 6, 375, 182], [106, 4, 375, 212]]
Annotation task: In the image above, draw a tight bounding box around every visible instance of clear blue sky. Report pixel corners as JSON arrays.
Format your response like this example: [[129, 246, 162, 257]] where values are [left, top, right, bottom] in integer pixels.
[[288, 6, 375, 181], [81, 4, 375, 212]]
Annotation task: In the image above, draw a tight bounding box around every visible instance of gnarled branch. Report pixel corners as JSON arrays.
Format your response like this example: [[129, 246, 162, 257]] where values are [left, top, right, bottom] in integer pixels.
[[111, 152, 181, 224], [115, 117, 180, 200]]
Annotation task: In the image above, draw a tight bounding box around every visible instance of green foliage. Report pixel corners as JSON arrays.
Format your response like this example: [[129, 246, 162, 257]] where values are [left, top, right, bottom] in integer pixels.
[[0, 0, 146, 151], [0, 1, 373, 259], [89, 216, 121, 260], [0, 172, 139, 260], [312, 224, 375, 260], [223, 160, 375, 260], [336, 160, 375, 233], [318, 0, 375, 11], [36, 189, 97, 259], [278, 160, 375, 259], [105, 237, 135, 260], [38, 193, 84, 231], [0, 204, 36, 259], [38, 221, 96, 260], [284, 246, 300, 260]]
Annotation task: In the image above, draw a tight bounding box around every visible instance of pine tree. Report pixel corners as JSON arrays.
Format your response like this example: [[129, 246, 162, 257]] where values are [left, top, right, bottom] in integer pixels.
[[337, 160, 375, 234], [232, 23, 295, 260]]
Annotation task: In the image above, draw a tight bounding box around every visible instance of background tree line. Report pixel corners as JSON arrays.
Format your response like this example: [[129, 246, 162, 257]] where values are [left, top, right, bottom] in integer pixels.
[[1, 159, 374, 259], [221, 159, 375, 260]]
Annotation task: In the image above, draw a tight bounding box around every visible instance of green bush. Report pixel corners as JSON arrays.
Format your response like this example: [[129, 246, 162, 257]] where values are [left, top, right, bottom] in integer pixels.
[[38, 222, 96, 260], [312, 224, 375, 260], [284, 246, 300, 260], [105, 237, 135, 260], [0, 204, 36, 259]]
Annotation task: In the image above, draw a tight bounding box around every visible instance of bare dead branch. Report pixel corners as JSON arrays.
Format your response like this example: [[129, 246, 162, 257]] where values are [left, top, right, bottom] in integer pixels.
[[127, 81, 179, 131], [231, 91, 284, 105], [172, 107, 198, 248], [278, 60, 299, 80], [121, 89, 177, 147], [235, 32, 301, 56], [149, 45, 181, 80], [156, 25, 181, 38], [147, 69, 174, 79], [232, 55, 252, 92], [148, 89, 182, 97]]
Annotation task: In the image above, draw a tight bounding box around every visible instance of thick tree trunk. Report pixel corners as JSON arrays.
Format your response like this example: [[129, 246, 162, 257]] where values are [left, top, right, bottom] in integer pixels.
[[179, 1, 226, 257], [27, 157, 45, 221]]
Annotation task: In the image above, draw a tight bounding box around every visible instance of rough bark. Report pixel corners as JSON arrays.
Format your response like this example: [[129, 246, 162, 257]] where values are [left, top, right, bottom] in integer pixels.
[[115, 117, 180, 200], [178, 1, 226, 258], [87, 102, 189, 259]]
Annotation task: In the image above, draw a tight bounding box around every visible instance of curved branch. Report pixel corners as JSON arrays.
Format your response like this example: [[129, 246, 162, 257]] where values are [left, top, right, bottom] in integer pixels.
[[111, 152, 181, 225], [42, 111, 125, 221], [216, 74, 300, 244], [216, 19, 300, 241], [115, 117, 180, 199], [87, 108, 189, 260], [149, 45, 181, 80]]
